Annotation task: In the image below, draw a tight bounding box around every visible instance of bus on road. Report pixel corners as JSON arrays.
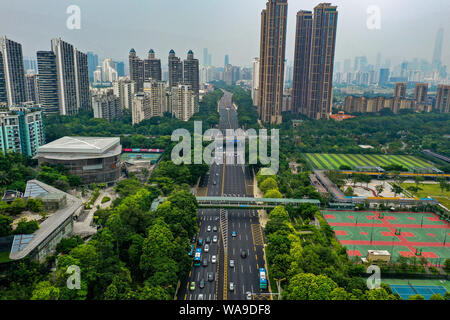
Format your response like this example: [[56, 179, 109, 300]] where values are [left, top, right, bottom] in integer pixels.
[[259, 268, 268, 290], [194, 248, 202, 266]]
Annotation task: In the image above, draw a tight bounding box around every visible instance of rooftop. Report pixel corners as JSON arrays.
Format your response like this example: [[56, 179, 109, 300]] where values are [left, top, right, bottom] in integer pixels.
[[10, 180, 83, 260], [37, 136, 120, 155]]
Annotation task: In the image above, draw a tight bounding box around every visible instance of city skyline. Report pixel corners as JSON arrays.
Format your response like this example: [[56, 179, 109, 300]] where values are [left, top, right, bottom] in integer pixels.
[[0, 0, 448, 69]]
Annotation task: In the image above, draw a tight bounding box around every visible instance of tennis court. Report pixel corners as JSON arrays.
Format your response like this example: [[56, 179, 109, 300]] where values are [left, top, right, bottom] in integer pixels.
[[322, 210, 450, 265], [390, 284, 447, 300]]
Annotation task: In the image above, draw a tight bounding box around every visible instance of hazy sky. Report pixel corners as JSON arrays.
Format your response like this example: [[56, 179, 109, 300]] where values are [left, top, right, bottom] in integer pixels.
[[1, 0, 449, 68]]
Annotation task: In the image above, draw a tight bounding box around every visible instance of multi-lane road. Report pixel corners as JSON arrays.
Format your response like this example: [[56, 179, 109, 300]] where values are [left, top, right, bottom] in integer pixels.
[[178, 90, 269, 301]]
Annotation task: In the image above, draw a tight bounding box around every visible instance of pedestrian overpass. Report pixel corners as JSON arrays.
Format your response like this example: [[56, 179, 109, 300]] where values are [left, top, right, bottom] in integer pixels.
[[195, 196, 321, 209]]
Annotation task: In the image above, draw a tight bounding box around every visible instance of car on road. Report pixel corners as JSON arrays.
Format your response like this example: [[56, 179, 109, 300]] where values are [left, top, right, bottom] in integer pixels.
[[202, 258, 208, 267], [211, 255, 217, 263], [198, 294, 204, 300], [213, 181, 217, 185], [207, 225, 211, 232], [212, 235, 218, 243], [199, 279, 205, 289], [229, 282, 234, 291], [216, 173, 219, 176], [240, 250, 247, 259], [204, 244, 209, 253], [246, 292, 252, 300], [206, 236, 211, 243], [229, 259, 235, 268], [198, 238, 203, 246], [208, 272, 214, 282], [213, 226, 218, 232], [231, 231, 237, 237], [190, 282, 195, 291]]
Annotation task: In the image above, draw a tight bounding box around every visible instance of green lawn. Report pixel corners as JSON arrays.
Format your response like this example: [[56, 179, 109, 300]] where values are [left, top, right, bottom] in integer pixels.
[[400, 183, 450, 209], [305, 153, 435, 171], [0, 251, 11, 264]]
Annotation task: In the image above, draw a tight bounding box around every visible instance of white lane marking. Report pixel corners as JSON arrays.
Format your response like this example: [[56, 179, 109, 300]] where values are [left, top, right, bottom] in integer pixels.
[[242, 284, 245, 295], [246, 234, 248, 241], [241, 265, 244, 273], [249, 265, 252, 273]]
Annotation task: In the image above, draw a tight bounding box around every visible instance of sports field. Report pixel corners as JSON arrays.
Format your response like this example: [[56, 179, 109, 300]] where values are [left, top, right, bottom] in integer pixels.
[[381, 279, 449, 300], [121, 152, 161, 164], [322, 210, 450, 266], [401, 183, 450, 209], [306, 153, 434, 171]]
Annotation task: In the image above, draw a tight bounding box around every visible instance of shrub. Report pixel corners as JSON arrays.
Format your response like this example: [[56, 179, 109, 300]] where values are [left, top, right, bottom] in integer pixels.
[[14, 218, 39, 234]]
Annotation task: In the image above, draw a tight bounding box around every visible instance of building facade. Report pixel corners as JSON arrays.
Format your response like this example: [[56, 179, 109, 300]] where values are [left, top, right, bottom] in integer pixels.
[[36, 51, 59, 114], [251, 58, 260, 106], [129, 48, 144, 91], [1, 37, 27, 106], [0, 105, 45, 157], [183, 50, 199, 96], [91, 90, 121, 122], [144, 49, 162, 81], [258, 0, 288, 124], [171, 84, 196, 121], [168, 50, 183, 88], [25, 73, 39, 104], [113, 78, 136, 110], [292, 10, 313, 115], [307, 3, 338, 120], [436, 85, 450, 113]]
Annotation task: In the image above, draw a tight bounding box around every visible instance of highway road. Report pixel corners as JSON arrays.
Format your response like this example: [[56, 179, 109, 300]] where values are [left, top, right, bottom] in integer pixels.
[[179, 90, 269, 301]]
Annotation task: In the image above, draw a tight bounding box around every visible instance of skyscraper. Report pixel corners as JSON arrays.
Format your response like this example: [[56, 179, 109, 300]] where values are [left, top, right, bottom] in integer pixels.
[[102, 58, 118, 82], [183, 50, 199, 96], [224, 54, 229, 67], [203, 48, 209, 66], [171, 84, 196, 121], [378, 68, 390, 86], [51, 38, 91, 115], [0, 51, 6, 104], [432, 28, 444, 70], [113, 78, 136, 110], [258, 0, 288, 124], [168, 50, 183, 88], [115, 61, 125, 77], [36, 51, 59, 114], [292, 10, 313, 115], [91, 90, 121, 122], [25, 73, 39, 104], [144, 49, 162, 81], [394, 82, 407, 98], [1, 37, 27, 106], [306, 3, 338, 120], [87, 51, 98, 81], [129, 48, 144, 91]]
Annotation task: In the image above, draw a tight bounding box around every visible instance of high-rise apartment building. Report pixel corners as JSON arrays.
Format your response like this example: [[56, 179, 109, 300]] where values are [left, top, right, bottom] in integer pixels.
[[102, 58, 118, 82], [0, 51, 5, 105], [394, 82, 407, 98], [436, 85, 450, 113], [36, 51, 59, 114], [258, 0, 288, 124], [292, 10, 313, 115], [144, 79, 168, 117], [378, 68, 390, 86], [132, 92, 151, 125], [171, 84, 196, 121], [87, 51, 98, 81], [25, 73, 39, 104], [144, 49, 162, 81], [183, 50, 199, 96], [1, 37, 27, 106], [168, 50, 183, 88], [91, 90, 121, 122], [414, 83, 428, 104], [224, 55, 229, 67], [251, 58, 260, 106], [113, 78, 136, 110], [0, 104, 45, 157], [307, 3, 338, 120], [93, 66, 102, 83], [432, 28, 444, 70], [115, 61, 125, 77], [51, 38, 91, 115], [129, 48, 144, 91]]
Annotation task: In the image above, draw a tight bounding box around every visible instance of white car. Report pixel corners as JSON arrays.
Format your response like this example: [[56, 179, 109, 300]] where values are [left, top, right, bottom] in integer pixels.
[[246, 292, 252, 300], [204, 244, 209, 253], [229, 282, 234, 291], [212, 235, 218, 243], [198, 294, 204, 300], [207, 225, 211, 232], [211, 255, 217, 263]]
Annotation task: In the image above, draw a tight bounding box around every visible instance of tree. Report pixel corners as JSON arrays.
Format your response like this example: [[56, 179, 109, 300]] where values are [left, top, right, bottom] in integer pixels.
[[26, 198, 43, 213], [429, 293, 444, 300], [0, 214, 12, 236], [375, 184, 384, 196], [8, 198, 27, 215], [14, 219, 39, 234], [259, 177, 278, 193], [269, 206, 290, 222], [31, 281, 60, 300], [391, 184, 403, 197], [283, 273, 338, 300], [407, 294, 425, 300], [264, 189, 283, 199], [444, 258, 450, 274]]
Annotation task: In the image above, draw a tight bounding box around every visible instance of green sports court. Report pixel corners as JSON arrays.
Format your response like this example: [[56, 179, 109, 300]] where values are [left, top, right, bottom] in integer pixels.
[[322, 210, 450, 265]]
